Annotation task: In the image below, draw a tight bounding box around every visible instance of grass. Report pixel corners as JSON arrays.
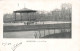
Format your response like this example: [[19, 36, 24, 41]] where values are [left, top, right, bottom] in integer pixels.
[[4, 23, 71, 32]]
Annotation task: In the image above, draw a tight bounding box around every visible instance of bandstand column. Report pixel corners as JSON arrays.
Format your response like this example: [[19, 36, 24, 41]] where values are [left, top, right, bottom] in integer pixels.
[[20, 13, 22, 22], [14, 13, 16, 22]]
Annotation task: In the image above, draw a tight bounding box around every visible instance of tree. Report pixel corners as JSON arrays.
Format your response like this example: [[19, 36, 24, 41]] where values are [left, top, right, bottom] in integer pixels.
[[61, 3, 72, 21]]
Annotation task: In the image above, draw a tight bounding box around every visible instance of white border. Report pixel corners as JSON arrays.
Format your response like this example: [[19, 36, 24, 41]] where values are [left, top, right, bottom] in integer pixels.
[[0, 0, 80, 51]]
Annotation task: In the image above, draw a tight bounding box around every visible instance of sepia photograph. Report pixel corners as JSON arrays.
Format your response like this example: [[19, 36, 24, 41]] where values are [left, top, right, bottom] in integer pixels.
[[3, 0, 72, 38]]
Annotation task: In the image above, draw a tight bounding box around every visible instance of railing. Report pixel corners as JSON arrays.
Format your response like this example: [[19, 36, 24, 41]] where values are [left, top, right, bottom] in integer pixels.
[[3, 23, 71, 38]]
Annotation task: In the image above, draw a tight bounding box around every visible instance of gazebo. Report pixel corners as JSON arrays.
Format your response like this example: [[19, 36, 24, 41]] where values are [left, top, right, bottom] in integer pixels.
[[13, 8, 37, 22]]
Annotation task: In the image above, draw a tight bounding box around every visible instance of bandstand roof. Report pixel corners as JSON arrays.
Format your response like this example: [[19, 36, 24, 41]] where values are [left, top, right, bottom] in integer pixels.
[[14, 8, 37, 13]]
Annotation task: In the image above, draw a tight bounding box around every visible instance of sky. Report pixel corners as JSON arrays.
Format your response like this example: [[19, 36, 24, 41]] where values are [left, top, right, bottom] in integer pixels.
[[0, 0, 72, 14]]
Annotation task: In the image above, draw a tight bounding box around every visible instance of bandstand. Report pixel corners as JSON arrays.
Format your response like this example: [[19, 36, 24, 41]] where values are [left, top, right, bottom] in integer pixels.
[[13, 8, 37, 22]]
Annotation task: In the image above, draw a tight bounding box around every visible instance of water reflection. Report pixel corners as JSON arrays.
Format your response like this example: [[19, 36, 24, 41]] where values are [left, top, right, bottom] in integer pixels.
[[3, 29, 71, 38]]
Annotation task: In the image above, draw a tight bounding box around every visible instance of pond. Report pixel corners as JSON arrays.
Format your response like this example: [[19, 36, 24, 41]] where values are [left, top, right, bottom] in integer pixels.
[[3, 29, 71, 38]]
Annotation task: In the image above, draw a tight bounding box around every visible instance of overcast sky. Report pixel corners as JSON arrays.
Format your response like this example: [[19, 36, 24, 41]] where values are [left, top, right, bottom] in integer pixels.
[[0, 0, 72, 14]]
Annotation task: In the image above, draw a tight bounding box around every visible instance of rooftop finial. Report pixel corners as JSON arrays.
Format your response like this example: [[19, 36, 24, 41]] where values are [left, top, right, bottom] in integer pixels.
[[18, 3, 19, 7], [24, 3, 25, 8]]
